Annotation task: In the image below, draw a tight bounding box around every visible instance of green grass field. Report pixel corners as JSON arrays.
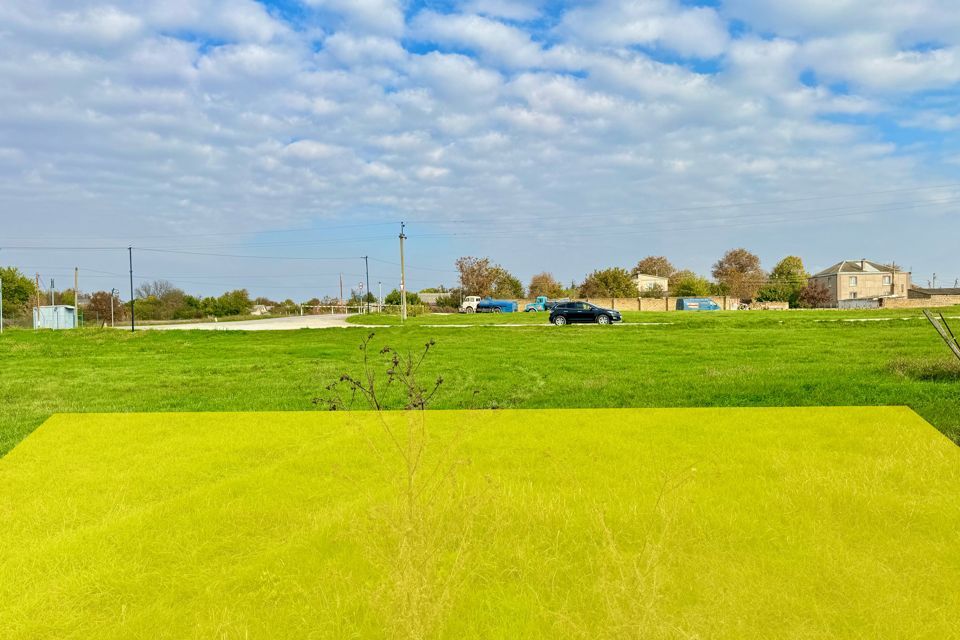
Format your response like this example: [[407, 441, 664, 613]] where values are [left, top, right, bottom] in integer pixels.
[[1, 408, 957, 638], [2, 308, 960, 456]]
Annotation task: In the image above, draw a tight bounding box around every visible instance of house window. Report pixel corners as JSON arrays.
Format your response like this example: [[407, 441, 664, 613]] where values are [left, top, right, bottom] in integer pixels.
[[883, 275, 892, 285], [849, 276, 858, 286], [850, 292, 858, 299]]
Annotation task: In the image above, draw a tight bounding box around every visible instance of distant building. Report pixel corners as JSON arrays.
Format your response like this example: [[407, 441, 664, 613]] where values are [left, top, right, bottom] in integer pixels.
[[33, 305, 78, 329], [418, 292, 444, 305], [250, 305, 273, 316], [809, 260, 910, 307], [635, 273, 669, 295]]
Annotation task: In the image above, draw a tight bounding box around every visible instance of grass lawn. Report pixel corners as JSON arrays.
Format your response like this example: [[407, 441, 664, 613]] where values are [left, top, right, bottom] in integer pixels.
[[1, 408, 957, 638], [2, 308, 960, 456]]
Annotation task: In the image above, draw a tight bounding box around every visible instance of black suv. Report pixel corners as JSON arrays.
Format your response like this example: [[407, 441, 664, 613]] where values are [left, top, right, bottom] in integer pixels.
[[549, 301, 622, 325]]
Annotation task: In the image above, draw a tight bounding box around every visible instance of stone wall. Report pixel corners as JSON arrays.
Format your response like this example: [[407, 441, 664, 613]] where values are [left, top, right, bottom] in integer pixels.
[[516, 297, 742, 311], [880, 295, 960, 309]]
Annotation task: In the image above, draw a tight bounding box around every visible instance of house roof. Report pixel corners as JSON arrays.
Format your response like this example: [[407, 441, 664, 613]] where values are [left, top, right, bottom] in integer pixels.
[[812, 260, 902, 278], [910, 286, 960, 296]]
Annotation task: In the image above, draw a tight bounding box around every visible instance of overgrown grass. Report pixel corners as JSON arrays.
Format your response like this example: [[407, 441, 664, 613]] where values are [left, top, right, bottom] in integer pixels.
[[2, 306, 960, 456], [1, 408, 957, 638]]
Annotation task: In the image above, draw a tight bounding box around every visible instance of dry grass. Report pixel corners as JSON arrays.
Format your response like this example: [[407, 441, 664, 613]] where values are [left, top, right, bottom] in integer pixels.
[[1, 407, 958, 638]]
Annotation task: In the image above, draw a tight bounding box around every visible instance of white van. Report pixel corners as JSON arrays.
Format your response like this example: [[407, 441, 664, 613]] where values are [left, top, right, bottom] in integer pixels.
[[460, 296, 481, 313]]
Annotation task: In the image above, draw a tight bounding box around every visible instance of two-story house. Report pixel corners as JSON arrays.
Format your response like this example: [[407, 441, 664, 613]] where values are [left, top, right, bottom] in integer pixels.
[[809, 260, 910, 306]]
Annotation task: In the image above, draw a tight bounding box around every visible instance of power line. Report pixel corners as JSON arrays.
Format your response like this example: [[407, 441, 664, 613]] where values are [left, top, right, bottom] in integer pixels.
[[0, 220, 401, 242], [135, 248, 368, 260]]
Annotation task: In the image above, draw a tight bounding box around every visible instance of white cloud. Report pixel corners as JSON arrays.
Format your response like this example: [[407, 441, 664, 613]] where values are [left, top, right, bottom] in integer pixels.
[[802, 35, 960, 92], [461, 0, 542, 22], [412, 11, 543, 68], [559, 0, 729, 58], [303, 0, 405, 37]]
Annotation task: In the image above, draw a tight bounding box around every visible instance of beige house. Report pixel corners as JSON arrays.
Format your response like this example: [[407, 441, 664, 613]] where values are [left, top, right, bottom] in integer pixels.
[[809, 260, 910, 305], [635, 273, 669, 295]]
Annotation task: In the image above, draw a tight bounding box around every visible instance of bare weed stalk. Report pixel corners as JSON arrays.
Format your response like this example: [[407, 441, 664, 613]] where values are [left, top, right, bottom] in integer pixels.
[[317, 334, 485, 638]]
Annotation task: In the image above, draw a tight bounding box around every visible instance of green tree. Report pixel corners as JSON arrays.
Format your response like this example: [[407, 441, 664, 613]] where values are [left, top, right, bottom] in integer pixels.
[[455, 256, 496, 296], [0, 267, 37, 318], [385, 289, 422, 305], [711, 248, 766, 300], [756, 256, 809, 307], [456, 257, 522, 297], [633, 256, 675, 278], [639, 283, 666, 299], [490, 267, 524, 298], [579, 267, 636, 298], [527, 272, 564, 298], [671, 270, 712, 297]]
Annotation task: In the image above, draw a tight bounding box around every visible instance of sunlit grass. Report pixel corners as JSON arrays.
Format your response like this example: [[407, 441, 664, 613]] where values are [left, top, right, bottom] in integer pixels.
[[1, 408, 957, 638], [2, 307, 960, 456]]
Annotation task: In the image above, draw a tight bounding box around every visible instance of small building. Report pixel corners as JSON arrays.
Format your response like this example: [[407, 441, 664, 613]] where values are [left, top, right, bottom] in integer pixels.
[[250, 305, 273, 316], [809, 260, 910, 307], [33, 305, 78, 330], [635, 273, 669, 295], [418, 292, 444, 305]]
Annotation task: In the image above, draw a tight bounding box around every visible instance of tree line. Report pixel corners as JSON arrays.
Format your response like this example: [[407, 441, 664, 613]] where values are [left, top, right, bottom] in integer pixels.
[[447, 250, 831, 308]]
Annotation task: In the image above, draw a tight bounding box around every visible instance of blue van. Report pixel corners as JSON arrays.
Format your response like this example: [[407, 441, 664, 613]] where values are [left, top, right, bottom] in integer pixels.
[[676, 297, 721, 311]]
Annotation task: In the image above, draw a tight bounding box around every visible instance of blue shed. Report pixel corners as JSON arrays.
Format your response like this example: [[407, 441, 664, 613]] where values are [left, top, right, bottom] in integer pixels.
[[33, 305, 78, 330]]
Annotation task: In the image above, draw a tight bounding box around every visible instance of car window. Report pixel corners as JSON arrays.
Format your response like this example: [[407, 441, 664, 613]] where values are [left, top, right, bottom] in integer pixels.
[[577, 302, 589, 310]]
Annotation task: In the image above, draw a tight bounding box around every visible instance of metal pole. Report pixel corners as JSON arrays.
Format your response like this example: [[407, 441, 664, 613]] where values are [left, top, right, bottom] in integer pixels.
[[399, 222, 407, 322], [74, 267, 79, 329], [364, 256, 370, 315], [129, 247, 135, 332], [378, 281, 382, 312], [50, 278, 55, 306], [110, 288, 117, 327]]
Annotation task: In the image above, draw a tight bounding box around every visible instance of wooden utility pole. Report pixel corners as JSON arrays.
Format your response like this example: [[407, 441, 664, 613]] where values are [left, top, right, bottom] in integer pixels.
[[399, 221, 407, 322], [129, 247, 135, 332], [74, 267, 79, 329]]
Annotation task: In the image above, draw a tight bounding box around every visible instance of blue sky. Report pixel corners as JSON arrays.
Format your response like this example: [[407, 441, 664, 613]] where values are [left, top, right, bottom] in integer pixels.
[[1, 0, 959, 299]]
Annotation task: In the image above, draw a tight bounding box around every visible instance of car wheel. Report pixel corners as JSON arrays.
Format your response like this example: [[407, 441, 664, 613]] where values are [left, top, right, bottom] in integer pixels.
[[553, 315, 567, 326], [465, 307, 475, 313], [597, 314, 611, 325], [525, 308, 533, 312]]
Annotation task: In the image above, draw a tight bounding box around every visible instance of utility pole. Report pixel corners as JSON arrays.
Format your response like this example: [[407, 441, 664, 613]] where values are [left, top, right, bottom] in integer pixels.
[[35, 273, 40, 313], [399, 221, 407, 322], [110, 288, 118, 327], [933, 273, 938, 289], [378, 281, 382, 312], [363, 255, 370, 315], [339, 273, 343, 307], [128, 247, 135, 332], [74, 267, 79, 329], [50, 279, 56, 329]]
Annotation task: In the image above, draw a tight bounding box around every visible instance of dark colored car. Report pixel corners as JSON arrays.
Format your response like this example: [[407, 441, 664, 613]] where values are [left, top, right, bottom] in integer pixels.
[[549, 301, 622, 325]]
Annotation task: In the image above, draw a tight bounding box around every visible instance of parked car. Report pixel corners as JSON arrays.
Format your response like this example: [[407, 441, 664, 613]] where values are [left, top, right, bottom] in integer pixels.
[[524, 296, 567, 312], [549, 301, 622, 325], [460, 296, 481, 313], [676, 297, 721, 311], [477, 297, 518, 313]]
